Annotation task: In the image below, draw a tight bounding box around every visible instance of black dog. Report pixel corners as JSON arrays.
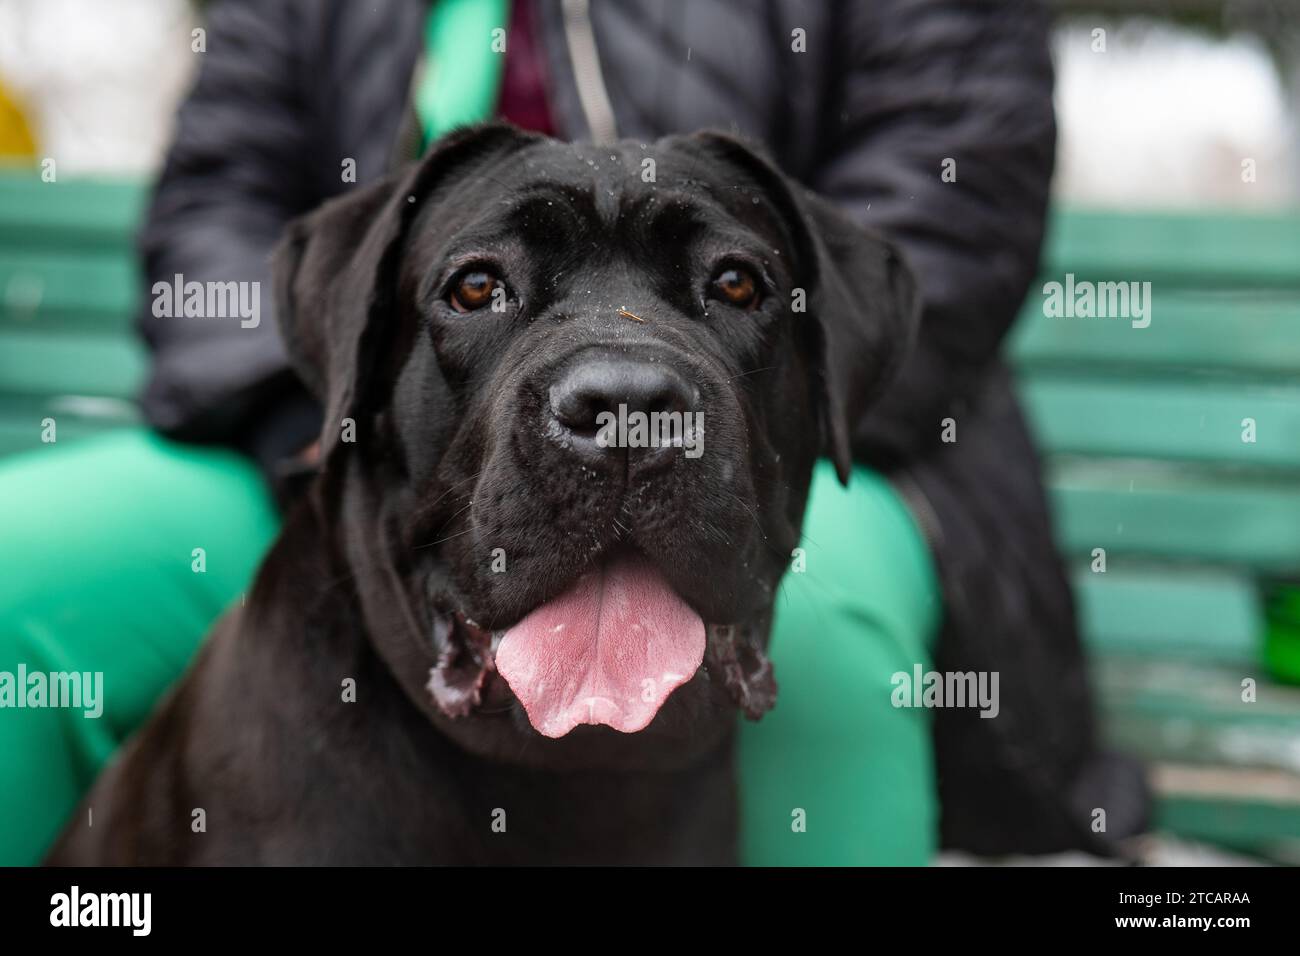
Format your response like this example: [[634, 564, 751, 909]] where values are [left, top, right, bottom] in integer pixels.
[[49, 124, 916, 865]]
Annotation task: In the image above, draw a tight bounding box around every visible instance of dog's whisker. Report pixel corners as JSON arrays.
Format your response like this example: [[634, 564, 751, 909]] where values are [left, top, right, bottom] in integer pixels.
[[727, 493, 768, 543], [419, 500, 475, 549], [725, 490, 797, 565], [414, 469, 485, 520], [697, 518, 731, 547], [727, 365, 777, 381], [414, 526, 475, 550]]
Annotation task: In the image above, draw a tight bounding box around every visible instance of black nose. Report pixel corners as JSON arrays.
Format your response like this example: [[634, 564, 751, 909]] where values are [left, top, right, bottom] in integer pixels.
[[548, 356, 697, 469]]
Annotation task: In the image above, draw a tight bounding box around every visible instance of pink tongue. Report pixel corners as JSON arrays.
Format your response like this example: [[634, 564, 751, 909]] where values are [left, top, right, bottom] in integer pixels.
[[495, 554, 706, 738]]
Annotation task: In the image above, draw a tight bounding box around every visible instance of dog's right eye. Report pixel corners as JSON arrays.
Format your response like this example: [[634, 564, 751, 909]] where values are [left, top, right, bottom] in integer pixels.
[[449, 270, 501, 313]]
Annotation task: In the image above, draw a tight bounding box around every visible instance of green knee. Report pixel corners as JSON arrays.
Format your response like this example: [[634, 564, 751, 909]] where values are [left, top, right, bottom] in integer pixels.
[[0, 428, 278, 864], [738, 460, 941, 865]]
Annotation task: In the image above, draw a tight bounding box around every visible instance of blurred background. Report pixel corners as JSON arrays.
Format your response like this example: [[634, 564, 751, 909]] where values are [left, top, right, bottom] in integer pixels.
[[1, 0, 1298, 863]]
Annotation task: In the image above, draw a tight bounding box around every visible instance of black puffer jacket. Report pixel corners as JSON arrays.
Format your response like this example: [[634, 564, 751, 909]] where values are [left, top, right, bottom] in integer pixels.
[[137, 0, 1149, 854]]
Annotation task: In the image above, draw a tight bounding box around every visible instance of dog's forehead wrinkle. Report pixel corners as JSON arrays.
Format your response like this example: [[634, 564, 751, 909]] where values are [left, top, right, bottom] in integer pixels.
[[427, 158, 783, 291], [516, 142, 676, 228]]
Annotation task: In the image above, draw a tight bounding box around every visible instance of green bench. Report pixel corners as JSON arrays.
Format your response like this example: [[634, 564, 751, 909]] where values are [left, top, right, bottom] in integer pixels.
[[1012, 208, 1300, 861], [4, 172, 1299, 859]]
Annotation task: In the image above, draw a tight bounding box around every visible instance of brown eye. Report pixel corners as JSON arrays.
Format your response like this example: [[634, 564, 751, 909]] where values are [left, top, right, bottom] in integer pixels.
[[711, 267, 759, 310], [449, 270, 500, 313]]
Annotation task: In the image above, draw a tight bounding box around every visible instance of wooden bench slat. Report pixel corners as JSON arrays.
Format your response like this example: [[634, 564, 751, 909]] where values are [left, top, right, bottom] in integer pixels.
[[1047, 460, 1300, 571], [0, 250, 138, 329], [1012, 288, 1300, 374], [0, 419, 136, 459], [1149, 764, 1300, 862], [0, 330, 145, 399], [0, 175, 147, 249], [1043, 209, 1300, 287], [1155, 795, 1300, 849], [1073, 565, 1261, 664], [0, 396, 139, 459], [1095, 658, 1300, 769], [1020, 373, 1300, 470]]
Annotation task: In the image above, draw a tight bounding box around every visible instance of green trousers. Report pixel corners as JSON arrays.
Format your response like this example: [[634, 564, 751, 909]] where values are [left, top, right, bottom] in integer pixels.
[[0, 429, 938, 865]]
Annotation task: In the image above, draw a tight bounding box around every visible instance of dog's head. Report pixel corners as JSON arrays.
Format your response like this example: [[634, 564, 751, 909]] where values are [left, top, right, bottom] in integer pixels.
[[273, 124, 917, 770]]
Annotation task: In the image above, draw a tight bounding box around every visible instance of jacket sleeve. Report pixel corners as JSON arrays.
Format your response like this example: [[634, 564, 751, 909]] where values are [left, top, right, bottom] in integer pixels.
[[136, 0, 322, 464], [813, 0, 1056, 463]]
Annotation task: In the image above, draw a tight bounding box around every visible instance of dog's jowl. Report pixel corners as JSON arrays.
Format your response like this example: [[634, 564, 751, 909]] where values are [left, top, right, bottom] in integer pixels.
[[47, 124, 917, 865]]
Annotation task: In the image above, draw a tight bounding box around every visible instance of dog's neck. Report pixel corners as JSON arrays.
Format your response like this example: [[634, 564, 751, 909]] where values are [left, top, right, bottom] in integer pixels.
[[426, 727, 739, 864]]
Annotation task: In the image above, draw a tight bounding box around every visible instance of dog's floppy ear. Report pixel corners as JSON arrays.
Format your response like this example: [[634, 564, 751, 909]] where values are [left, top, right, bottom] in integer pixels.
[[271, 123, 541, 462], [684, 132, 921, 485]]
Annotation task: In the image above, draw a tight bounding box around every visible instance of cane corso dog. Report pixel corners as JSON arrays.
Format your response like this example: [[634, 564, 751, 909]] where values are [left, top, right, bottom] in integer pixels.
[[49, 124, 917, 865]]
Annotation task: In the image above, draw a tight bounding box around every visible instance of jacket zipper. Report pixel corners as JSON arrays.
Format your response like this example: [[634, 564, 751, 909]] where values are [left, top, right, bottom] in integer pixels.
[[560, 0, 618, 143]]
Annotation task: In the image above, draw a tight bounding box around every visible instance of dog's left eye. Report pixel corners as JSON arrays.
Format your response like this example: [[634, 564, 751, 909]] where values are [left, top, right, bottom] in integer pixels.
[[449, 270, 503, 313], [710, 266, 760, 311]]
